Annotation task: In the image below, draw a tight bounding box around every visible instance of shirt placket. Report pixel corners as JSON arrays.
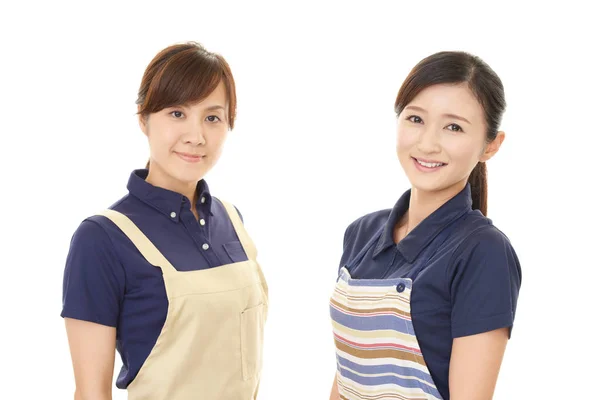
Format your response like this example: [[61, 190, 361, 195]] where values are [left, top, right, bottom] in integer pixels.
[[181, 198, 220, 267]]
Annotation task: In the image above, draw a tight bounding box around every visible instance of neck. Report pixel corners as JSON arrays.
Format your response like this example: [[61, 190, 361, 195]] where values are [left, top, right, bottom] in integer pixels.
[[404, 179, 468, 234], [146, 166, 199, 209]]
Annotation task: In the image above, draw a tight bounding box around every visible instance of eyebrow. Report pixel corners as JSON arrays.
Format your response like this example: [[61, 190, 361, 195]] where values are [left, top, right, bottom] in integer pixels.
[[174, 104, 226, 112], [405, 105, 471, 124], [204, 105, 226, 112]]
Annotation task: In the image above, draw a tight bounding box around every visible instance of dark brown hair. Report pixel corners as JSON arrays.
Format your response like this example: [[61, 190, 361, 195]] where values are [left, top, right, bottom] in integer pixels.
[[394, 51, 506, 216], [136, 42, 237, 169]]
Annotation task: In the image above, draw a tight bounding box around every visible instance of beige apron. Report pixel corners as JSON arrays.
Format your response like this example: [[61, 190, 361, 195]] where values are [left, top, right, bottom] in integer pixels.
[[98, 200, 268, 400]]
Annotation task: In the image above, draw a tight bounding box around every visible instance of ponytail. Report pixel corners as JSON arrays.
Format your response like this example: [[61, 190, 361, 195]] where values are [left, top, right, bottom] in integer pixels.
[[145, 159, 150, 170], [468, 162, 487, 216]]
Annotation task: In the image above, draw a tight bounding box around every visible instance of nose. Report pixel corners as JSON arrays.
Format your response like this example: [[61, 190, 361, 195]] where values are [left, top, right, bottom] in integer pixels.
[[183, 119, 206, 145], [416, 125, 441, 154]]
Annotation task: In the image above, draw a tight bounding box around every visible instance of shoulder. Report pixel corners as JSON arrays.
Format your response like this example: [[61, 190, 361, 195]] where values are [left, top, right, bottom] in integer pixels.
[[447, 218, 522, 286], [69, 194, 134, 252], [453, 218, 517, 261], [71, 215, 117, 247], [343, 208, 391, 247], [62, 215, 127, 327], [445, 217, 522, 338], [64, 214, 127, 282], [64, 215, 129, 272]]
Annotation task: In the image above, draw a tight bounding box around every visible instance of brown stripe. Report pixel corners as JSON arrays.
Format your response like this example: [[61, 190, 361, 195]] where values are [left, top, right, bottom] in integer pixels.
[[335, 340, 426, 366], [331, 298, 412, 319], [339, 379, 430, 400]]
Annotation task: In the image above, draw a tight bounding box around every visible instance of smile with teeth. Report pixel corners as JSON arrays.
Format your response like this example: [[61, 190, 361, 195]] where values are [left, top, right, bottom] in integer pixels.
[[413, 157, 447, 168]]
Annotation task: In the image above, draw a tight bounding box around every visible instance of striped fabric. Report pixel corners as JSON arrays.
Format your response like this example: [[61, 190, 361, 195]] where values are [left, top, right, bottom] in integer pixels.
[[330, 267, 443, 400]]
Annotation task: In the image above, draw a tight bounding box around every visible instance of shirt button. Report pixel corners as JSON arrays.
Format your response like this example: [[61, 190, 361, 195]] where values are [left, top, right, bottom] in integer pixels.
[[396, 283, 406, 293], [202, 243, 209, 250], [200, 196, 206, 204], [199, 218, 206, 226], [170, 212, 177, 219]]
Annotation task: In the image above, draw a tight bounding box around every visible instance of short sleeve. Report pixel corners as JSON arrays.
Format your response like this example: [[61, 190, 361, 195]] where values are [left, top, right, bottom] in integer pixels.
[[448, 226, 522, 339], [60, 219, 126, 327]]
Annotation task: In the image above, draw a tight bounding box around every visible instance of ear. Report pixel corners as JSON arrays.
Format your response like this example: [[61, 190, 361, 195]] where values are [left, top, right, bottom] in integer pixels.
[[138, 108, 149, 136], [480, 131, 505, 162]]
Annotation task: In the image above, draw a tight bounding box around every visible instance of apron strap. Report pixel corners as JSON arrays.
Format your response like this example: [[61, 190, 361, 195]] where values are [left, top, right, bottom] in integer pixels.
[[97, 209, 177, 274], [218, 199, 258, 262], [218, 199, 268, 301]]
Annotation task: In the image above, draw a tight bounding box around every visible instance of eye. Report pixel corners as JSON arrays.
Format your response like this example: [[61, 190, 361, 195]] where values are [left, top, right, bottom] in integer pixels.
[[170, 110, 184, 119], [206, 115, 222, 123], [445, 123, 463, 132], [407, 115, 423, 124]]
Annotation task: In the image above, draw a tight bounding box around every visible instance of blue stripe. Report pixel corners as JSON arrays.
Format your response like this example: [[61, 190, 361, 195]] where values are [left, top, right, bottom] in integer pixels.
[[330, 307, 416, 335], [337, 355, 436, 386], [339, 368, 443, 399]]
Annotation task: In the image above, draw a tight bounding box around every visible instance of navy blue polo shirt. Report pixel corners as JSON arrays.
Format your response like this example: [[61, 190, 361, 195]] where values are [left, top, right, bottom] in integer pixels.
[[60, 169, 248, 389], [338, 184, 521, 400]]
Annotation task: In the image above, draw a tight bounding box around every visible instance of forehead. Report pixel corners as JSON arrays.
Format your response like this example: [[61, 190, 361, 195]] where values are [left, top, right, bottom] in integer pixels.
[[184, 80, 228, 109], [407, 83, 484, 122]]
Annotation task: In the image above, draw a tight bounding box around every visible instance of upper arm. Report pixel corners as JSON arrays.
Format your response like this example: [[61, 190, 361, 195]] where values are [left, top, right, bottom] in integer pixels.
[[449, 328, 509, 399], [61, 219, 125, 327], [65, 318, 116, 398], [447, 227, 521, 397], [61, 218, 125, 395], [449, 227, 522, 338]]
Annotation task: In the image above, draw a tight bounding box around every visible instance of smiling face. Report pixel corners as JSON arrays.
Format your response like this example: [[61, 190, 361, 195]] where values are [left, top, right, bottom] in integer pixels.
[[139, 80, 229, 194], [396, 83, 504, 197]]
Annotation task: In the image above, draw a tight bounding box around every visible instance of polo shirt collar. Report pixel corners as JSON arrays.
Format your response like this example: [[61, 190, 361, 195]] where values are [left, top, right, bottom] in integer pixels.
[[126, 169, 213, 221], [373, 184, 473, 262]]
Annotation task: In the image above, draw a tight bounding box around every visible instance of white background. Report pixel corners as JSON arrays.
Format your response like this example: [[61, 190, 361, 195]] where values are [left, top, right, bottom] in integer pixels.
[[1, 1, 599, 398]]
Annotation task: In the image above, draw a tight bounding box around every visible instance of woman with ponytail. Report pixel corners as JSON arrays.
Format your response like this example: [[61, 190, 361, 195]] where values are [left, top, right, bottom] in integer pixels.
[[329, 52, 521, 400]]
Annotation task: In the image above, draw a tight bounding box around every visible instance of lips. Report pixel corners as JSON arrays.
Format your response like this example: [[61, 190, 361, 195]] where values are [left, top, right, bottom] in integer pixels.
[[175, 151, 205, 163], [412, 157, 447, 172]]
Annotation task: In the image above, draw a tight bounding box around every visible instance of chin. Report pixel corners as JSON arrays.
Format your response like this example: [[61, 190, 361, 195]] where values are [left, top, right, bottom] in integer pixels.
[[403, 171, 449, 194], [408, 175, 467, 197], [168, 168, 205, 184], [409, 181, 447, 194]]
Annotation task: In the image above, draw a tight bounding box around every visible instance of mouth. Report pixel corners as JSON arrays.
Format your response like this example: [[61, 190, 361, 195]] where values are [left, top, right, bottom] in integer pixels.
[[175, 151, 206, 163], [412, 157, 447, 172]]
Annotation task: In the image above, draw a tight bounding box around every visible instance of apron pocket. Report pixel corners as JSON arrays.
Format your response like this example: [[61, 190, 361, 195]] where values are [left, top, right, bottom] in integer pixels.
[[241, 303, 265, 381]]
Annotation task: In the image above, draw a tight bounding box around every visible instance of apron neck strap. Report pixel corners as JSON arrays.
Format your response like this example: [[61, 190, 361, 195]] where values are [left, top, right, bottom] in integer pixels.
[[218, 199, 258, 262], [97, 209, 177, 274]]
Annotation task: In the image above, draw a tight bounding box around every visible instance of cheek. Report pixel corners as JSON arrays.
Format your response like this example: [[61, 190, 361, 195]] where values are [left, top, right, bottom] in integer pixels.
[[151, 126, 179, 150], [208, 126, 229, 146], [443, 136, 482, 165], [396, 127, 416, 153]]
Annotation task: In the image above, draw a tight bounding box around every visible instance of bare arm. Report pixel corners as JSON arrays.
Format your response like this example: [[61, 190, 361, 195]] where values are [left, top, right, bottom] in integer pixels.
[[65, 318, 116, 400], [449, 328, 509, 400], [329, 373, 339, 399]]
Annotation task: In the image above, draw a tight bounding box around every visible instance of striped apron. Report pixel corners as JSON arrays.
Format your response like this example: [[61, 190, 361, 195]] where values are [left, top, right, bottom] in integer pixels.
[[330, 223, 455, 400]]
